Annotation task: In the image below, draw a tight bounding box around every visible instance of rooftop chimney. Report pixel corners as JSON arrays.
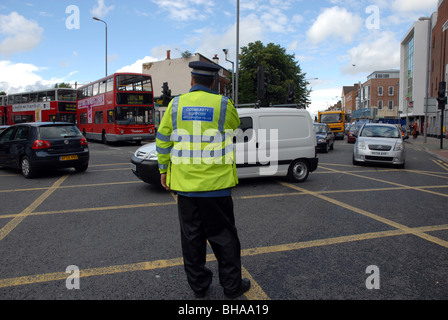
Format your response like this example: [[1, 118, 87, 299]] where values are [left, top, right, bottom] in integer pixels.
[[166, 50, 171, 60], [213, 54, 219, 64]]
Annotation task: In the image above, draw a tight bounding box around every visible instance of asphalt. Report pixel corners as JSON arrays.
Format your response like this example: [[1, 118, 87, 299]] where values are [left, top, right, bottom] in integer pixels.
[[406, 135, 448, 162]]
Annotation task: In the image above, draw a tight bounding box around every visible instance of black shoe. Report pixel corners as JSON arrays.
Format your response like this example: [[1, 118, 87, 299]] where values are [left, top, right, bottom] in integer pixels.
[[194, 286, 210, 299], [224, 278, 251, 299], [194, 290, 207, 299]]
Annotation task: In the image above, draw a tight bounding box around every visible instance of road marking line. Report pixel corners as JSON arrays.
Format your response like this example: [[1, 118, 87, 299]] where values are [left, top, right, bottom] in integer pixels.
[[279, 181, 448, 249], [0, 201, 177, 219], [0, 175, 69, 242], [0, 181, 143, 194], [242, 266, 270, 300], [433, 159, 448, 172], [1, 224, 447, 289], [320, 165, 448, 198]]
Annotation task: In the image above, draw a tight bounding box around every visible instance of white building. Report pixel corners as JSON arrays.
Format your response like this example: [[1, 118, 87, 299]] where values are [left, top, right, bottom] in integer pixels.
[[399, 18, 433, 127]]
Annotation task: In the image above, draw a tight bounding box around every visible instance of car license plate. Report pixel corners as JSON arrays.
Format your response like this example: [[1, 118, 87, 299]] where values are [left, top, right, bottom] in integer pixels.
[[133, 137, 142, 140], [130, 163, 137, 171], [371, 151, 388, 155], [60, 155, 78, 161]]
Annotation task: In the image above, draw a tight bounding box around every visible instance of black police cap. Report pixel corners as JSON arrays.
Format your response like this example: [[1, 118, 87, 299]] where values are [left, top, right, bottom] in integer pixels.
[[189, 61, 220, 77]]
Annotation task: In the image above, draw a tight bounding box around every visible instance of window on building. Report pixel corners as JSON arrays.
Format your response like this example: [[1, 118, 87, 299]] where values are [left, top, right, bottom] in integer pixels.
[[378, 86, 383, 96], [388, 86, 394, 96], [388, 101, 394, 110], [378, 100, 383, 110]]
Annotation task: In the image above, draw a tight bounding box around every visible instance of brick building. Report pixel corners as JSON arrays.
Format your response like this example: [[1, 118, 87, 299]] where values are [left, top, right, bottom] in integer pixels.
[[429, 0, 448, 137], [357, 70, 400, 121], [341, 84, 359, 117]]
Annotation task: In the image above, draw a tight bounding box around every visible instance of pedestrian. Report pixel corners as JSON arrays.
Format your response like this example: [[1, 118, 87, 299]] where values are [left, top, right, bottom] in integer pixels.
[[412, 121, 418, 139], [156, 61, 250, 299]]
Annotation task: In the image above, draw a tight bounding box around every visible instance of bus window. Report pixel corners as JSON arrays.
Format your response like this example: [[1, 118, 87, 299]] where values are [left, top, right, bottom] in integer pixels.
[[80, 112, 88, 125], [46, 90, 56, 102], [57, 89, 77, 101], [92, 83, 99, 96], [94, 111, 103, 124], [99, 80, 107, 94], [106, 77, 114, 92]]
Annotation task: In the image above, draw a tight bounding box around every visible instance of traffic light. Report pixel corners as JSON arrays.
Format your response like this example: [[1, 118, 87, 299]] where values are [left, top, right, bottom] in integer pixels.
[[437, 81, 447, 110], [161, 82, 172, 106]]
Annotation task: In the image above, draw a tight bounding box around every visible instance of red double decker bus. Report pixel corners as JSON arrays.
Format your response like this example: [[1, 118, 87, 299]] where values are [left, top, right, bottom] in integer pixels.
[[77, 73, 155, 144], [1, 95, 7, 125], [3, 88, 77, 125]]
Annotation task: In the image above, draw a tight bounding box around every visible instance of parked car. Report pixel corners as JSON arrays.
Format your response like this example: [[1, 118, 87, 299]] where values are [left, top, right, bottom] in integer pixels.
[[0, 122, 89, 178], [352, 123, 405, 168], [347, 123, 363, 143], [313, 123, 334, 153], [132, 107, 319, 185], [0, 125, 9, 134]]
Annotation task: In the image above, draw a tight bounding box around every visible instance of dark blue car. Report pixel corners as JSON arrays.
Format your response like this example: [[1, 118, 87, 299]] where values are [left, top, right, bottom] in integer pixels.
[[0, 122, 89, 178], [313, 123, 335, 153]]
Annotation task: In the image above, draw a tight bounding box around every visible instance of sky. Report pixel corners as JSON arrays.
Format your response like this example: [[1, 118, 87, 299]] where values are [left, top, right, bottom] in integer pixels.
[[0, 0, 440, 117]]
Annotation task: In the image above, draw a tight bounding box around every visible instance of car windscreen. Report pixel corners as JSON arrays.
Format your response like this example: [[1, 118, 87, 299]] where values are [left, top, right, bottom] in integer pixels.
[[359, 126, 400, 138], [39, 125, 83, 139], [313, 125, 326, 133]]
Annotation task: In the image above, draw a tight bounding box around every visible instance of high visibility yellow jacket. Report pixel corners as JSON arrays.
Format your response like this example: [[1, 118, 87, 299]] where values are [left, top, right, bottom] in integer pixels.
[[156, 86, 240, 193]]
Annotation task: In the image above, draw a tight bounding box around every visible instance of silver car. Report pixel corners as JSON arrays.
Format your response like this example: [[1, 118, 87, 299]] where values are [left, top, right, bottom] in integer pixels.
[[352, 123, 405, 168]]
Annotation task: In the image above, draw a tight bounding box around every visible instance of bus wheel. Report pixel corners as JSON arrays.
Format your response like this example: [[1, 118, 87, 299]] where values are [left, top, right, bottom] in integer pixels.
[[102, 131, 108, 145]]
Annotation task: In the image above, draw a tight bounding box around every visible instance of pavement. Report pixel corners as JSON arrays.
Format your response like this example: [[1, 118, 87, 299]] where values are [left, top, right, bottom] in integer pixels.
[[405, 134, 448, 162]]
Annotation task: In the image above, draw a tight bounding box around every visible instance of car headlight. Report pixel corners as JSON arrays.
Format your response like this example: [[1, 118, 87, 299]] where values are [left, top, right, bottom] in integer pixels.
[[357, 141, 367, 149], [135, 149, 158, 160], [394, 142, 404, 151], [318, 138, 326, 143]]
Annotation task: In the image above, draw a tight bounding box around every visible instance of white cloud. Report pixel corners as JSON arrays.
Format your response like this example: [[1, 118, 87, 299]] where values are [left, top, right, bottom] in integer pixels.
[[116, 56, 159, 74], [90, 0, 115, 19], [307, 6, 363, 44], [0, 61, 72, 93], [391, 0, 438, 12], [0, 12, 43, 57], [151, 0, 214, 21], [340, 31, 400, 75]]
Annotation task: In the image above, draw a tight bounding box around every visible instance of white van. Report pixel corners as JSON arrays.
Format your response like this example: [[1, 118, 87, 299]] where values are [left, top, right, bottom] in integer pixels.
[[131, 107, 318, 184], [234, 107, 318, 182]]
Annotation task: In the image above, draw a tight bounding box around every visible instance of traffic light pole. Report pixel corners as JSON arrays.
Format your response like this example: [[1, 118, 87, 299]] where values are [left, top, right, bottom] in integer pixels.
[[437, 81, 447, 150], [441, 107, 445, 150]]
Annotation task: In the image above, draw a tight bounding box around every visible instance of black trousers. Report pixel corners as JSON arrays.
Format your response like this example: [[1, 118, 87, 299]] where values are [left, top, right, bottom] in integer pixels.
[[177, 195, 242, 294]]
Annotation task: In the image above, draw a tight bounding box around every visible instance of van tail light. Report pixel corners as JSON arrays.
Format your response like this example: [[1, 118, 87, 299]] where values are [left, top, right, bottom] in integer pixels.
[[32, 140, 51, 149], [80, 137, 88, 146]]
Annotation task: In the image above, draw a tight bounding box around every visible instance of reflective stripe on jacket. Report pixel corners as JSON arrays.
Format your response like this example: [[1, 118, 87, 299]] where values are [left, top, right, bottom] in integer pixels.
[[156, 87, 240, 192]]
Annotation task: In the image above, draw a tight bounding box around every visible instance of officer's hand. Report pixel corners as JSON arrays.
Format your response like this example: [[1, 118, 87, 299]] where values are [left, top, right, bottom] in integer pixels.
[[161, 174, 170, 191]]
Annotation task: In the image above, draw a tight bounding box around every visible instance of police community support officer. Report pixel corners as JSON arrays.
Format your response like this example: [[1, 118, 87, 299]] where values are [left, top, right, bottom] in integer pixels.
[[156, 61, 251, 299]]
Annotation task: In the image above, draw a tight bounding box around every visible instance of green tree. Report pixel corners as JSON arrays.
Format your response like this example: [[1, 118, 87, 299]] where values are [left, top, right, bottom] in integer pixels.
[[54, 82, 72, 88], [238, 41, 310, 108]]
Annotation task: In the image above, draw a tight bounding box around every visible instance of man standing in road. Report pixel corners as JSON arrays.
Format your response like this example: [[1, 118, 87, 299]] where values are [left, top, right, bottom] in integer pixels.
[[156, 60, 250, 299]]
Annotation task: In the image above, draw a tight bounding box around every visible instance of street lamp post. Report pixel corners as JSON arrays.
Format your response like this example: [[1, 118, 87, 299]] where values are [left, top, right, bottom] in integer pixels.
[[93, 17, 108, 77], [235, 0, 239, 107], [223, 49, 235, 101]]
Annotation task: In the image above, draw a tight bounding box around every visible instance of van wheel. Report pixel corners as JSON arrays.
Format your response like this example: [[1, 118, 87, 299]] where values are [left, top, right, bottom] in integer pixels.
[[21, 156, 36, 179], [287, 159, 309, 183]]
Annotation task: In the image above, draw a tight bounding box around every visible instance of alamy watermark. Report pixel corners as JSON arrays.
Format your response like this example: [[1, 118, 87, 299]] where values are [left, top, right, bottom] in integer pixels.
[[66, 5, 80, 30], [366, 5, 380, 30], [66, 265, 80, 289], [366, 265, 380, 289]]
